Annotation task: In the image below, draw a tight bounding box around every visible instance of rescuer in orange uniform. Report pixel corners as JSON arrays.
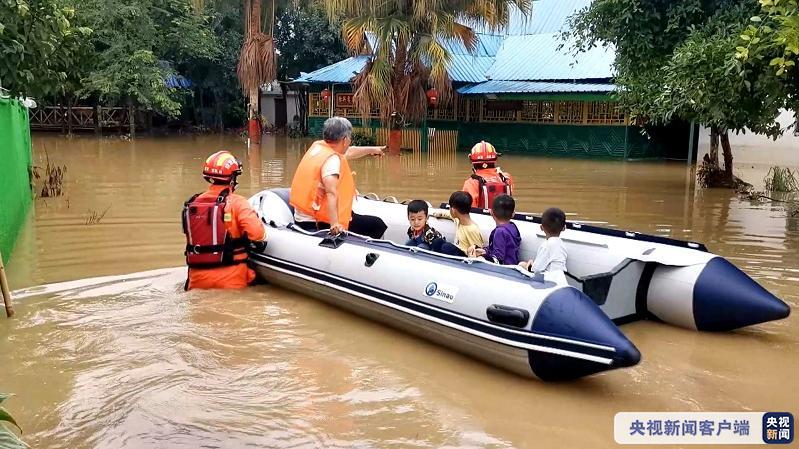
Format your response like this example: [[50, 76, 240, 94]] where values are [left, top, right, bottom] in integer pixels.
[[290, 116, 387, 238], [462, 141, 514, 209], [182, 151, 267, 290]]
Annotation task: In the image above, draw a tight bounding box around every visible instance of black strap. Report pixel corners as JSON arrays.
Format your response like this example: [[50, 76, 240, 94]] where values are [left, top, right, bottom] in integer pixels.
[[635, 262, 657, 320], [187, 259, 248, 269], [216, 188, 230, 203]]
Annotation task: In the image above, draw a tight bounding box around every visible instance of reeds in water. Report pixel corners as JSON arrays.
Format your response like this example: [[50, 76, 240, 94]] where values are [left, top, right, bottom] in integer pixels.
[[764, 166, 799, 192], [85, 206, 111, 225], [33, 150, 67, 198]]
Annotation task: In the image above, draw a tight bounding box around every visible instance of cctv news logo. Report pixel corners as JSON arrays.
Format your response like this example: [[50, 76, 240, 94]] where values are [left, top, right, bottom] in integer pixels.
[[615, 412, 793, 445]]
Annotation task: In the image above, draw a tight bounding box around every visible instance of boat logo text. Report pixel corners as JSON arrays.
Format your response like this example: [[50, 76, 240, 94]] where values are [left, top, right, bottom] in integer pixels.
[[424, 282, 458, 304]]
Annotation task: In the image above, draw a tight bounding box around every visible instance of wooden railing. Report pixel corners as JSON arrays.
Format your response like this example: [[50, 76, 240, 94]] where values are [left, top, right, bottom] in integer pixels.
[[30, 106, 144, 132], [310, 93, 629, 128]]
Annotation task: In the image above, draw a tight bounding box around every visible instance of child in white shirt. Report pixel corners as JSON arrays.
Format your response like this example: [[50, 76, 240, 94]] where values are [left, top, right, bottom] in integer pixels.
[[519, 207, 567, 274]]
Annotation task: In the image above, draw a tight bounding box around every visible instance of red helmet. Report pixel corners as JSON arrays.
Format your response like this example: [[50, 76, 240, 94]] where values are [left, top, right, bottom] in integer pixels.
[[203, 151, 242, 183], [469, 141, 498, 163]]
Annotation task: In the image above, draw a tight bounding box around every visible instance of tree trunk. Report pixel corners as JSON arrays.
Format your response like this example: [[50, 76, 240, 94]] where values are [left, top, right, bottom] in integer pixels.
[[128, 97, 136, 138], [708, 126, 720, 167], [95, 104, 102, 135], [245, 0, 262, 144], [213, 89, 223, 133], [720, 130, 734, 184], [66, 98, 73, 137]]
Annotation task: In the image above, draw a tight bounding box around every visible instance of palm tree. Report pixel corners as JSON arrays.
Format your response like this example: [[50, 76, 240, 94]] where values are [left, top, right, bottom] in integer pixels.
[[238, 0, 278, 142], [325, 0, 531, 152]]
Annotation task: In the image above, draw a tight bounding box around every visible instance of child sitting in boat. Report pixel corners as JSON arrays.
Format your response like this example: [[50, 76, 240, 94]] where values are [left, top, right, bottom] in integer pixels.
[[406, 200, 445, 251], [519, 207, 568, 275], [467, 194, 521, 265], [431, 191, 485, 257]]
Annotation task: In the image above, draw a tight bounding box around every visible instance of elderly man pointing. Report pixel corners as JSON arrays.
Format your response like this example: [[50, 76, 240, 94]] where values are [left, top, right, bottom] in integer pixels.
[[290, 117, 388, 239]]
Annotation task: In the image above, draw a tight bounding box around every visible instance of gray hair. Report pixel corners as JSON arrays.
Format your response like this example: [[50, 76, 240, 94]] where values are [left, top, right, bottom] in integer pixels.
[[322, 116, 353, 142]]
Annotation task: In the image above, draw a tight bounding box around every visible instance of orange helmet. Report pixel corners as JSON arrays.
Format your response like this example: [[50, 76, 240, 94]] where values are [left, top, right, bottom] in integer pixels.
[[469, 141, 498, 163], [203, 151, 242, 183]]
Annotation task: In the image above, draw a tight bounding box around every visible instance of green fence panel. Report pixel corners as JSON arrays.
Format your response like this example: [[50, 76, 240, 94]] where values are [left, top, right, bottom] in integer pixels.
[[0, 98, 33, 264]]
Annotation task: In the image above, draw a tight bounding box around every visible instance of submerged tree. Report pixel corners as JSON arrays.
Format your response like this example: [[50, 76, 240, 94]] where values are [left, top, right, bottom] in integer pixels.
[[76, 0, 219, 134], [237, 0, 281, 137], [325, 0, 532, 152], [566, 0, 791, 187]]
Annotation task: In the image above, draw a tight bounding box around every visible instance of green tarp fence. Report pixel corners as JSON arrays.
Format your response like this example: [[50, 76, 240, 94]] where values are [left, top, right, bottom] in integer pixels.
[[0, 98, 33, 264]]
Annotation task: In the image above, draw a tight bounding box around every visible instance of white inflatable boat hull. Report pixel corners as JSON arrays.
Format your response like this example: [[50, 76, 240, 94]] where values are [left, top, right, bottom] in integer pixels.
[[351, 196, 790, 332], [249, 189, 640, 381]]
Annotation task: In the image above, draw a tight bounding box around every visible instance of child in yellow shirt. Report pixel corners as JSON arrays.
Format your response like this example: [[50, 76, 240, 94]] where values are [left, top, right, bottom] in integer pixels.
[[432, 191, 485, 256]]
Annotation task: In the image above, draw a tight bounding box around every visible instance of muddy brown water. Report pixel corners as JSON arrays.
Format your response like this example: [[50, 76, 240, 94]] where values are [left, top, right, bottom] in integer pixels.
[[2, 134, 797, 448]]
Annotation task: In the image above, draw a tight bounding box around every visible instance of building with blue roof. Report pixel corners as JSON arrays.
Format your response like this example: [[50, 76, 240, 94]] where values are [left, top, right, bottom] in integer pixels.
[[291, 0, 696, 160]]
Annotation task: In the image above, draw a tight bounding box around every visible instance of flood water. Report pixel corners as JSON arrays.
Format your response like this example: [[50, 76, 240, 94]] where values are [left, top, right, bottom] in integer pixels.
[[2, 134, 797, 448]]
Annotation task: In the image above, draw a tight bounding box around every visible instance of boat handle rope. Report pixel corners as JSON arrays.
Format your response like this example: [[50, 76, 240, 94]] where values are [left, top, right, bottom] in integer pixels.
[[283, 223, 545, 279]]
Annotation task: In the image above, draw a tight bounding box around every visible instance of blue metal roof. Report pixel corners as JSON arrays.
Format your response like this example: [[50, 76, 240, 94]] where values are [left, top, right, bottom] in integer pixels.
[[448, 55, 494, 83], [457, 80, 615, 95], [468, 0, 592, 35], [294, 56, 370, 84], [165, 74, 192, 89], [292, 0, 614, 92], [486, 33, 614, 81]]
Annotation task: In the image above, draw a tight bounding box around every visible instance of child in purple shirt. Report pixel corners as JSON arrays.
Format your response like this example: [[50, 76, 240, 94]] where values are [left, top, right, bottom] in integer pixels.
[[468, 194, 521, 265]]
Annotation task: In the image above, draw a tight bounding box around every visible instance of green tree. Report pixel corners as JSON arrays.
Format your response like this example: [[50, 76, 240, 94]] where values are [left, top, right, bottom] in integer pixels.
[[75, 0, 219, 132], [325, 0, 531, 151], [0, 0, 90, 98], [738, 0, 799, 131], [183, 2, 247, 130], [274, 2, 348, 81], [566, 0, 790, 186]]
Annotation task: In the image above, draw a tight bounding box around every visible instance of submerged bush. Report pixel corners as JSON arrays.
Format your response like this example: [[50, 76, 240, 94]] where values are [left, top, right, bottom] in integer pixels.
[[764, 166, 799, 192], [351, 130, 377, 146]]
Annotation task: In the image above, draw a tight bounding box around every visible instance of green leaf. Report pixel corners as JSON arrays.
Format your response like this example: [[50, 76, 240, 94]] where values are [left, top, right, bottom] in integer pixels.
[[777, 67, 785, 75], [741, 34, 751, 41], [0, 430, 27, 449], [0, 407, 20, 431], [750, 16, 762, 22], [770, 57, 784, 65]]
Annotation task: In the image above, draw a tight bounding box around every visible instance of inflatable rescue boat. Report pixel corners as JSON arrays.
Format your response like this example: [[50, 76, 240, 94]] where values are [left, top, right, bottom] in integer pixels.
[[247, 189, 790, 380]]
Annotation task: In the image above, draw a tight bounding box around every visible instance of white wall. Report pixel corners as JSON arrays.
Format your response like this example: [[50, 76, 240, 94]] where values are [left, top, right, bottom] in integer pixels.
[[697, 109, 799, 165]]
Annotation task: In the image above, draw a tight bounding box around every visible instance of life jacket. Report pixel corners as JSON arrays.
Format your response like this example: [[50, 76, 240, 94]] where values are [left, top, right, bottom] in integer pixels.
[[182, 188, 249, 268], [289, 141, 356, 228], [471, 169, 512, 209]]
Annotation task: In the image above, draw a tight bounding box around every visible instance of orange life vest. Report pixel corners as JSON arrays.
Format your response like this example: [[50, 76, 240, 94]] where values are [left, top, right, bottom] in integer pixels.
[[182, 189, 248, 268], [289, 141, 356, 228], [464, 168, 513, 209], [184, 184, 267, 290]]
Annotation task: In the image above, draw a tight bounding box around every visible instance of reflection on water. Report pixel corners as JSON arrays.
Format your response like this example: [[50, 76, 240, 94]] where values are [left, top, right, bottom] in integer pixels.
[[2, 134, 797, 448]]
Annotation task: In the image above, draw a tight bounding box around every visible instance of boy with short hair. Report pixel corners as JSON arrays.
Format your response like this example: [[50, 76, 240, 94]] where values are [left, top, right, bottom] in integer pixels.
[[432, 191, 485, 257], [519, 207, 567, 273], [405, 200, 444, 250], [468, 194, 521, 265]]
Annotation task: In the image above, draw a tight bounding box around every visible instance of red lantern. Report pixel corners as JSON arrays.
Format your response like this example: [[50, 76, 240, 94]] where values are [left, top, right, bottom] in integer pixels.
[[320, 88, 331, 101], [426, 87, 438, 107]]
